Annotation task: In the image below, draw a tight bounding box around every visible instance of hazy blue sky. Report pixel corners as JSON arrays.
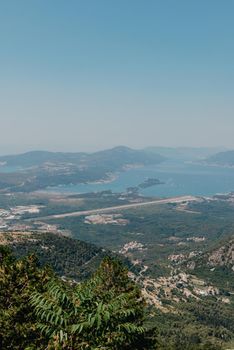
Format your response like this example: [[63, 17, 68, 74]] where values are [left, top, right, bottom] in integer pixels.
[[0, 0, 233, 154]]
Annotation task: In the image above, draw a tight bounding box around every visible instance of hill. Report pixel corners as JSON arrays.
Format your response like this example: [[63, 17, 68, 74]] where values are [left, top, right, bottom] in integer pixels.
[[0, 150, 86, 167], [185, 237, 234, 291], [205, 150, 234, 167], [0, 231, 138, 281], [88, 146, 165, 168], [145, 146, 225, 161], [0, 146, 164, 169], [1, 230, 233, 348], [0, 147, 165, 192], [206, 238, 233, 268], [0, 231, 111, 280]]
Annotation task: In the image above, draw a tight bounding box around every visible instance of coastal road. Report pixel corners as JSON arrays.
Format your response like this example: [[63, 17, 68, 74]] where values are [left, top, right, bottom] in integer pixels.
[[32, 195, 198, 221]]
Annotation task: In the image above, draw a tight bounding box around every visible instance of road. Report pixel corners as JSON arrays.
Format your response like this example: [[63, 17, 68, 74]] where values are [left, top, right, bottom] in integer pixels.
[[33, 195, 198, 221]]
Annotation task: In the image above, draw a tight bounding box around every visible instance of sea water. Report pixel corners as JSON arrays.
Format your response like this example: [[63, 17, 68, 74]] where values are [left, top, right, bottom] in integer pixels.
[[46, 160, 234, 198]]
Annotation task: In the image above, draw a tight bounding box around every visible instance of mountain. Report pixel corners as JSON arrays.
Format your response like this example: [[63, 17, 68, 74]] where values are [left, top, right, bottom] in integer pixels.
[[0, 147, 165, 192], [1, 230, 234, 348], [185, 236, 234, 291], [0, 150, 86, 167], [87, 146, 165, 169], [145, 146, 226, 161], [188, 237, 234, 271], [205, 150, 234, 167], [206, 238, 233, 269], [0, 231, 136, 281], [0, 231, 110, 280], [0, 146, 165, 169]]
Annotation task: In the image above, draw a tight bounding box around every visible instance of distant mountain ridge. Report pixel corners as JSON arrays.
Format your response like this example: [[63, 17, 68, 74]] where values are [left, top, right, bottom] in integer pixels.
[[145, 146, 226, 161], [0, 146, 165, 192], [0, 150, 86, 167], [205, 150, 234, 167], [0, 146, 165, 168]]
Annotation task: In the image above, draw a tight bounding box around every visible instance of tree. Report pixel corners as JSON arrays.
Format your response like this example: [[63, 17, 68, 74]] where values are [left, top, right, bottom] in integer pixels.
[[30, 257, 157, 349], [0, 246, 52, 350]]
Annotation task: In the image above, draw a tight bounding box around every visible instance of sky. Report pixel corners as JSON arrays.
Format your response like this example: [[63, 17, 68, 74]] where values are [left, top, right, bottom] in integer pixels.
[[0, 0, 233, 154]]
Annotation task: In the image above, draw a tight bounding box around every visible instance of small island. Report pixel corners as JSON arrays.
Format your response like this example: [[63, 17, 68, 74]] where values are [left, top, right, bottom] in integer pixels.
[[127, 178, 164, 193], [138, 177, 164, 189]]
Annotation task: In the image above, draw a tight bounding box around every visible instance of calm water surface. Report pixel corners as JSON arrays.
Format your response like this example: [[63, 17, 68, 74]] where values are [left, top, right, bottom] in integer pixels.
[[0, 166, 22, 173], [46, 161, 234, 198]]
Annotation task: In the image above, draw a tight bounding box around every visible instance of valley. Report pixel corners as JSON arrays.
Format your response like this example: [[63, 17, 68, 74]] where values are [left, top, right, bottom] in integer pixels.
[[0, 147, 234, 349]]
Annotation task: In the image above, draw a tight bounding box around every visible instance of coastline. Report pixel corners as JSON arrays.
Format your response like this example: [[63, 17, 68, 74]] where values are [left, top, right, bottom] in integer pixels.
[[85, 172, 119, 185]]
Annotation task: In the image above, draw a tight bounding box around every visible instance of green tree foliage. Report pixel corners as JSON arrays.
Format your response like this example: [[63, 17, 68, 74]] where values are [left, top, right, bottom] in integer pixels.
[[30, 257, 156, 349], [0, 247, 229, 350], [0, 246, 52, 349]]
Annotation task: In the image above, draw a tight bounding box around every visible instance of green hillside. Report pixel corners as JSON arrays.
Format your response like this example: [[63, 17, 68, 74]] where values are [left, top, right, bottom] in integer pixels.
[[0, 147, 165, 192], [0, 232, 109, 280]]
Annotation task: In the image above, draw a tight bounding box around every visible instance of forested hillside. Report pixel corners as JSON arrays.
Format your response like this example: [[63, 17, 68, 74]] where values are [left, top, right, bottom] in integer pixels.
[[1, 231, 233, 349], [0, 246, 226, 350], [0, 231, 117, 280]]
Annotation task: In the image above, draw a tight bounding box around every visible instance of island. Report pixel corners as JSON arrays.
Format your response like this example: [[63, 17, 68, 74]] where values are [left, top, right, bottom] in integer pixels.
[[127, 178, 164, 193], [138, 177, 165, 189]]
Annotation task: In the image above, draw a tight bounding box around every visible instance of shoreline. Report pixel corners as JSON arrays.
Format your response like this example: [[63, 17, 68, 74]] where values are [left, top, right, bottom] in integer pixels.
[[84, 172, 119, 185], [191, 161, 234, 169]]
